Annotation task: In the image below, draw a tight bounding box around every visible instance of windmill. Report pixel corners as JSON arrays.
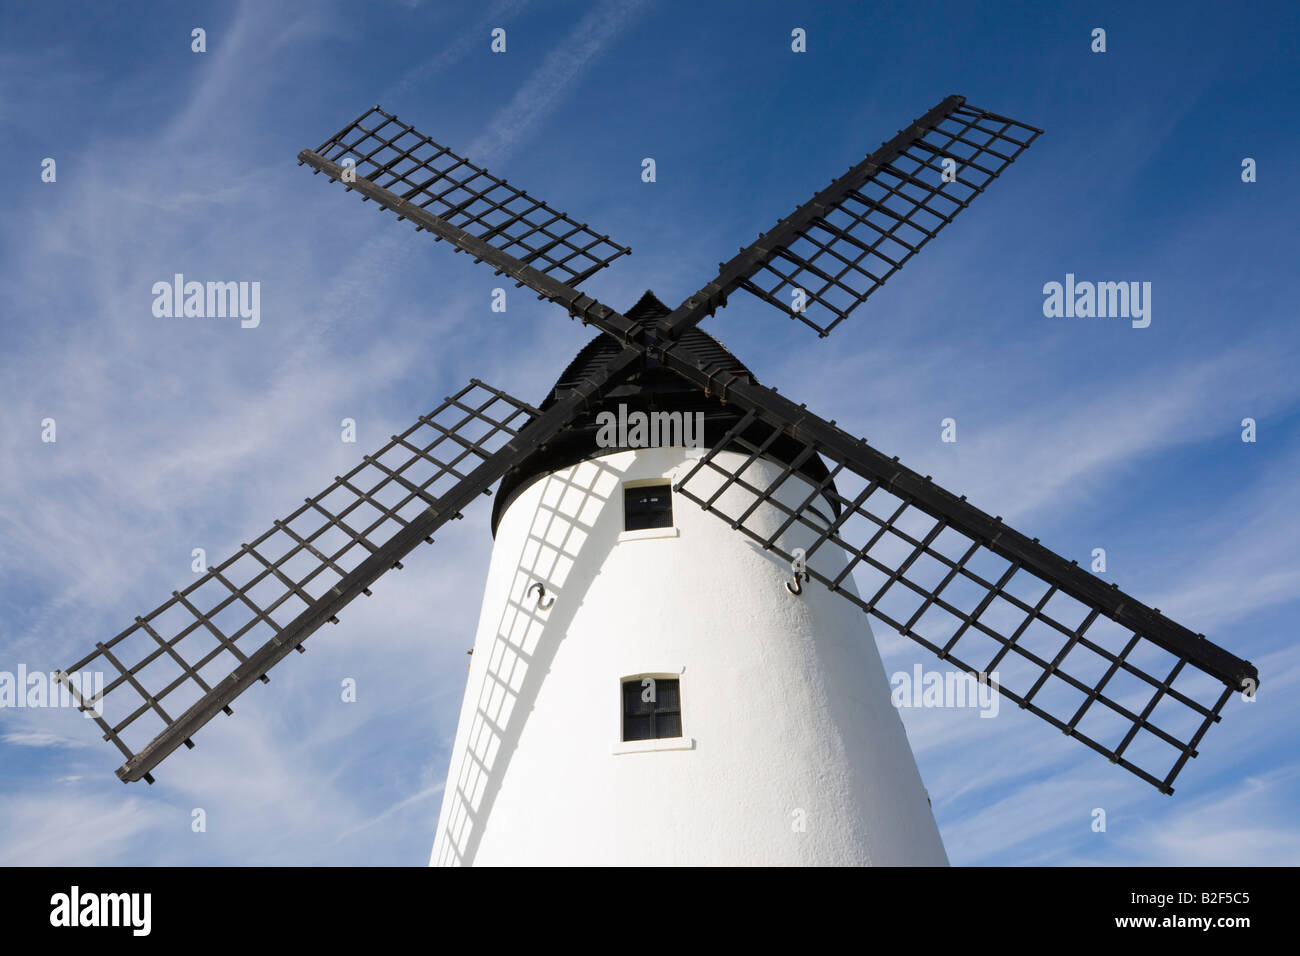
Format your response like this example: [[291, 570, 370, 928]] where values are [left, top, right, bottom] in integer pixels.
[[58, 95, 1258, 865]]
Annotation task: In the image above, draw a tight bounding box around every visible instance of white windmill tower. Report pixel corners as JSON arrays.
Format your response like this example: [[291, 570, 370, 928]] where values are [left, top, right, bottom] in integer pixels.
[[429, 292, 948, 866], [58, 98, 1258, 867]]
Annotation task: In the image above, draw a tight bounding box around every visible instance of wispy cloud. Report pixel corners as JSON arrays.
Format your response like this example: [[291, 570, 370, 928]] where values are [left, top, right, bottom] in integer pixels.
[[339, 782, 445, 840], [467, 0, 655, 165], [382, 0, 533, 102], [2, 731, 87, 748], [0, 793, 172, 866]]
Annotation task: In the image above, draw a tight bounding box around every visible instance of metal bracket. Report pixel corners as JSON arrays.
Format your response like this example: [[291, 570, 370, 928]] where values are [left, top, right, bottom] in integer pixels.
[[527, 582, 555, 609]]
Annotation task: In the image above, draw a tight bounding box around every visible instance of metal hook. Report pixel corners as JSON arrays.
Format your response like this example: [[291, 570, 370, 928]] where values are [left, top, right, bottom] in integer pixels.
[[527, 582, 555, 609], [785, 571, 806, 596]]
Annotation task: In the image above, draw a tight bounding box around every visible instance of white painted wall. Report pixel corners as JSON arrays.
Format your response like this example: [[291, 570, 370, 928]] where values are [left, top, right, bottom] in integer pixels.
[[430, 446, 947, 866]]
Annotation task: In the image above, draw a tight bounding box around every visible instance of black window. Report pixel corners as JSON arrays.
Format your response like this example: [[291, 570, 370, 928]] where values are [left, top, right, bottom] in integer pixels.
[[623, 483, 673, 531], [622, 677, 682, 741]]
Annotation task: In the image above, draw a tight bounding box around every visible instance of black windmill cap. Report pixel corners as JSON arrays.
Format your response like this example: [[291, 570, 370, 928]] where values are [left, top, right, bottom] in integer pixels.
[[489, 291, 837, 534]]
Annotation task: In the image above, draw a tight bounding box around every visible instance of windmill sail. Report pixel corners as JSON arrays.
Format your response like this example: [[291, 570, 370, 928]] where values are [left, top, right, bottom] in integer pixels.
[[57, 371, 639, 784], [668, 367, 1257, 794], [659, 96, 1041, 339], [300, 106, 632, 289]]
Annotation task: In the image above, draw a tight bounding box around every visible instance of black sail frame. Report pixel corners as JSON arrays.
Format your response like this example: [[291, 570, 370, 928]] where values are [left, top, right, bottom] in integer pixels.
[[58, 357, 642, 784], [300, 105, 632, 290], [657, 96, 1042, 340], [298, 149, 643, 346], [662, 350, 1256, 794]]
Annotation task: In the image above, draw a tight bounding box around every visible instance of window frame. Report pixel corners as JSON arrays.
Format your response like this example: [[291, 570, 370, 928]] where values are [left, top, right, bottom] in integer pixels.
[[618, 478, 679, 541], [612, 671, 694, 755]]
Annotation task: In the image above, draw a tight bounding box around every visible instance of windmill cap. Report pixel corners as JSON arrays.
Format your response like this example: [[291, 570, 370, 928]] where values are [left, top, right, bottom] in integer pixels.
[[489, 290, 837, 534]]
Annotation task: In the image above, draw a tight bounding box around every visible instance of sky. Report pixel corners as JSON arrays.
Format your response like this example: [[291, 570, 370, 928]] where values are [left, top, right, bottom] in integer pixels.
[[0, 0, 1297, 866]]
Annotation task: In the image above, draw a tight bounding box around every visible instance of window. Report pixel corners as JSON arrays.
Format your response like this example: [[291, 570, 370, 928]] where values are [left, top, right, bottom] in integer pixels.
[[623, 482, 673, 531], [622, 677, 682, 741]]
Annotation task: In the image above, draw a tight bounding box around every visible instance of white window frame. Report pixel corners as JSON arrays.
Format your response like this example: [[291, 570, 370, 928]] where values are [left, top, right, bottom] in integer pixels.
[[612, 670, 694, 755], [618, 477, 679, 542]]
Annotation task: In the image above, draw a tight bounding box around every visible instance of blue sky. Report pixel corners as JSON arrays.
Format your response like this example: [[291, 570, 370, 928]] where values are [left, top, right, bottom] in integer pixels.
[[1, 0, 1297, 865]]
